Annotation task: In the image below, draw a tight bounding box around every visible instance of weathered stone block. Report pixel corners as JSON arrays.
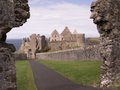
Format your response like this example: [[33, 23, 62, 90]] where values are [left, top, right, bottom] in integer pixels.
[[0, 43, 16, 90], [0, 0, 30, 42], [0, 0, 30, 90], [90, 0, 120, 88]]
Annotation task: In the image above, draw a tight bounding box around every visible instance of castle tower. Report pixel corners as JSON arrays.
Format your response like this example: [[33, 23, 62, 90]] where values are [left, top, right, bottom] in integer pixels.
[[50, 29, 61, 42], [61, 26, 72, 36], [76, 34, 85, 48], [73, 30, 78, 35], [61, 26, 72, 41]]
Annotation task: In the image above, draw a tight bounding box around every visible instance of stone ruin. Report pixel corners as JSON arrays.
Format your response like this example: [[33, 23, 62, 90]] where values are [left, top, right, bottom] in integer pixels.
[[19, 34, 49, 59], [0, 0, 30, 90], [90, 0, 120, 88], [49, 26, 85, 51]]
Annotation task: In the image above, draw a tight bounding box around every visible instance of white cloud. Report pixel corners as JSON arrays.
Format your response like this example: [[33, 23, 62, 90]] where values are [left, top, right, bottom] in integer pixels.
[[7, 2, 99, 39], [29, 0, 49, 5]]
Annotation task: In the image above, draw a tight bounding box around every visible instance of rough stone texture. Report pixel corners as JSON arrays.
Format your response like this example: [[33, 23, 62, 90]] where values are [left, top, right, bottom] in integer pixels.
[[19, 34, 49, 59], [0, 43, 16, 90], [0, 0, 30, 90], [49, 26, 85, 51], [0, 0, 30, 41], [36, 46, 101, 61], [90, 0, 120, 88], [14, 0, 30, 27]]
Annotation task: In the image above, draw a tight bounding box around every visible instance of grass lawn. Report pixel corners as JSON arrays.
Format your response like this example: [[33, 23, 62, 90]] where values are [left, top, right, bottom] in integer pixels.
[[39, 60, 101, 87], [16, 61, 37, 90]]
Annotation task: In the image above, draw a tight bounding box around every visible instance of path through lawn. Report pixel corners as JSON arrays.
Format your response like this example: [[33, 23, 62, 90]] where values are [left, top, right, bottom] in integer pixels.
[[39, 60, 101, 87]]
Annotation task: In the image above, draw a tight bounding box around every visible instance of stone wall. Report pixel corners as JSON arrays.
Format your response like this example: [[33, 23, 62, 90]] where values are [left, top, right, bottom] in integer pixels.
[[49, 41, 82, 51], [90, 0, 120, 88], [0, 0, 30, 89], [36, 46, 101, 61], [49, 34, 85, 51], [0, 0, 30, 42], [0, 44, 16, 90]]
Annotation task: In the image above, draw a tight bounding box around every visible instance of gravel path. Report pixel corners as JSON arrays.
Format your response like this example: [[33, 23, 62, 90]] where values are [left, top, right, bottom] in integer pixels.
[[29, 60, 108, 90]]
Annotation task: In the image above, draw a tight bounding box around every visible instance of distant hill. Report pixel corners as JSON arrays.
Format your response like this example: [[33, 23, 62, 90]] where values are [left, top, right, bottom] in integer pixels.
[[6, 39, 22, 51]]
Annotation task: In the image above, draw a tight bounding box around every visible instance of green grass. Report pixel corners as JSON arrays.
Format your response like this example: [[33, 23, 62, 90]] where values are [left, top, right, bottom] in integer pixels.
[[39, 60, 101, 86], [16, 61, 37, 90], [114, 82, 120, 90]]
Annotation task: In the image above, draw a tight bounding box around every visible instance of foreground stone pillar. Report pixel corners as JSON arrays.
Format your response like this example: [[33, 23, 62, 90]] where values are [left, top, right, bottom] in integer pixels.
[[0, 43, 16, 90], [90, 0, 120, 88], [0, 0, 30, 90]]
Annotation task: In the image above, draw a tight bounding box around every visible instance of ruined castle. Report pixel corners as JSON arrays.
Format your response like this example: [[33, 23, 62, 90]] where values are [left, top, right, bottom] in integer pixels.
[[19, 27, 85, 59], [49, 26, 85, 51], [19, 34, 49, 59]]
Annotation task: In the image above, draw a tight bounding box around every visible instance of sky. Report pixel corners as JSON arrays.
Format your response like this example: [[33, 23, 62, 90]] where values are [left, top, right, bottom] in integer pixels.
[[7, 0, 99, 39]]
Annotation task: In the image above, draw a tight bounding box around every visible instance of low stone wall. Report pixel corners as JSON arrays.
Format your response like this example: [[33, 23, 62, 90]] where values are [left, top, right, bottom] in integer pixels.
[[36, 46, 101, 61]]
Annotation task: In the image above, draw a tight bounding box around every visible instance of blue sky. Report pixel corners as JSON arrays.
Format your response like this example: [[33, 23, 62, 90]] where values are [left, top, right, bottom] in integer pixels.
[[29, 0, 93, 6], [7, 0, 99, 39]]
